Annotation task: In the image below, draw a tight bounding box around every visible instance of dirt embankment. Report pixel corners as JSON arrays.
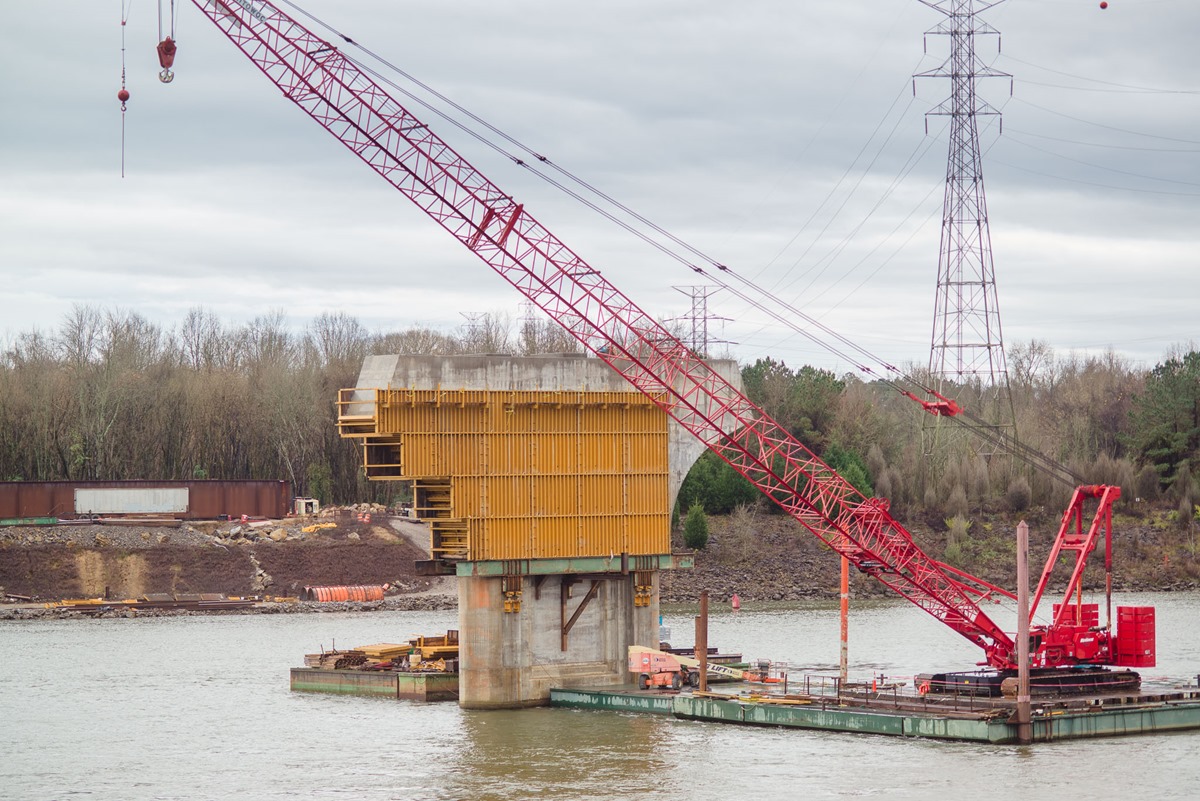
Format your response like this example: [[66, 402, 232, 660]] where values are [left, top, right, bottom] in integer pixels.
[[0, 512, 439, 602], [3, 504, 1196, 615]]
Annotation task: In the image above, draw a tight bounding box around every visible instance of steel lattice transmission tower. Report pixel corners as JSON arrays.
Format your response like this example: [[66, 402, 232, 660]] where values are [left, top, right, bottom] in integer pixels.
[[916, 0, 1016, 458], [670, 285, 730, 358]]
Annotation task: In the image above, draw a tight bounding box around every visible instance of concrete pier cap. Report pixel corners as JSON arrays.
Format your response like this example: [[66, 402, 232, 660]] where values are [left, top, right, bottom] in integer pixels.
[[353, 353, 745, 708]]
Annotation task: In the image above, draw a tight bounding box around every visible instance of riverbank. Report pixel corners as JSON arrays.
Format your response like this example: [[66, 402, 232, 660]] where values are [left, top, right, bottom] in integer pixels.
[[0, 513, 441, 603], [662, 503, 1200, 604], [0, 594, 457, 621], [3, 505, 1197, 619]]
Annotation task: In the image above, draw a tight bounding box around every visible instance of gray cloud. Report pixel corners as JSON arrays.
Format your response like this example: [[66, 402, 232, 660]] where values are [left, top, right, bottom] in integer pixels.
[[2, 1, 1196, 373]]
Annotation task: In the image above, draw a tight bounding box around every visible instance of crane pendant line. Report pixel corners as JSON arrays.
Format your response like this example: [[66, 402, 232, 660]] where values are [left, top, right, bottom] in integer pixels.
[[193, 0, 1017, 665]]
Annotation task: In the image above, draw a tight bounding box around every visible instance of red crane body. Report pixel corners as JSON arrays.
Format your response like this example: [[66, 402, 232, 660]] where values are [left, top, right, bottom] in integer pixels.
[[185, 0, 1148, 672]]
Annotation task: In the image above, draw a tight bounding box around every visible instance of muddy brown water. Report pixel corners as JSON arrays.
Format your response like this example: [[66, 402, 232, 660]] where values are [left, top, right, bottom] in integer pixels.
[[2, 593, 1199, 800]]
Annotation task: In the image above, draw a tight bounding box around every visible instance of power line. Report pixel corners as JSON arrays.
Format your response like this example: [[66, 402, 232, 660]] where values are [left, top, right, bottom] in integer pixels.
[[992, 156, 1200, 197], [1004, 127, 1200, 154], [1003, 54, 1199, 95], [1004, 133, 1200, 188], [1014, 97, 1200, 145]]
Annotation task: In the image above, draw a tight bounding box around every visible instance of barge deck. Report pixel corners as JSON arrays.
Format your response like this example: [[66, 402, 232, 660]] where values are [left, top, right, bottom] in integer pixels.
[[550, 681, 1200, 744]]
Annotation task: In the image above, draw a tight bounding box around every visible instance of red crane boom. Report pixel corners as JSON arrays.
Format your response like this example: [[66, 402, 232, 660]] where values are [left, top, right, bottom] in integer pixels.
[[184, 1, 1140, 671]]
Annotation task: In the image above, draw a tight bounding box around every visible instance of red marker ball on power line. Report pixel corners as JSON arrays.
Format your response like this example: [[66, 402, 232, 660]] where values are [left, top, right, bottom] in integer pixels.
[[118, 88, 130, 103]]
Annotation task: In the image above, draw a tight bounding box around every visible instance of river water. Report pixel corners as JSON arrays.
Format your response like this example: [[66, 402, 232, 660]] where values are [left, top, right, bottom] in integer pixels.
[[3, 592, 1199, 801]]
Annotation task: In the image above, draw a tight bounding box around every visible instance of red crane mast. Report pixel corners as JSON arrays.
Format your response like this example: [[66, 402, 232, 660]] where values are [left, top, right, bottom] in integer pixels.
[[183, 1, 1139, 672]]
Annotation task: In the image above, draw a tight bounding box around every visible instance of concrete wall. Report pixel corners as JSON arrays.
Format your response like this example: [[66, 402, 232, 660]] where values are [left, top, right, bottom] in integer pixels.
[[458, 572, 661, 709]]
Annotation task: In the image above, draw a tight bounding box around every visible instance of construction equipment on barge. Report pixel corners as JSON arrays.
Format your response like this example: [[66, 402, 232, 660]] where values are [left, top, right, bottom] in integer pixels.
[[630, 645, 782, 690], [293, 630, 463, 702], [302, 631, 460, 674]]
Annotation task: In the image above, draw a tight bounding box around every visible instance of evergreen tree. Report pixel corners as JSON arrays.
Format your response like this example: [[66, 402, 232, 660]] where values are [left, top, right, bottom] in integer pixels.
[[683, 502, 710, 550], [676, 451, 758, 515], [1126, 350, 1200, 491], [822, 443, 874, 496]]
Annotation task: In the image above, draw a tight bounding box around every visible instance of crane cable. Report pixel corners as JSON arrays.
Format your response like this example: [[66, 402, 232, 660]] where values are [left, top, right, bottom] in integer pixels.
[[118, 1, 133, 178], [158, 0, 176, 44], [278, 1, 1080, 487]]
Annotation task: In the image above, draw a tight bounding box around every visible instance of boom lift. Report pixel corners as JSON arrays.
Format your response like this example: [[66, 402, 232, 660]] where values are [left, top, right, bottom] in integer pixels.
[[628, 645, 780, 690], [170, 1, 1152, 687]]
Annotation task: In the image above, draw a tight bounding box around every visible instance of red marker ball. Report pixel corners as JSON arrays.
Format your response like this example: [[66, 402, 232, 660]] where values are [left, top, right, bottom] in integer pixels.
[[1100, 2, 1108, 8], [118, 88, 130, 103]]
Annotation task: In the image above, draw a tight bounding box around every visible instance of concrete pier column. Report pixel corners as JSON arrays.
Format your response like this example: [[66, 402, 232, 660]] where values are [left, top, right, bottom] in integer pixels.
[[458, 572, 661, 709]]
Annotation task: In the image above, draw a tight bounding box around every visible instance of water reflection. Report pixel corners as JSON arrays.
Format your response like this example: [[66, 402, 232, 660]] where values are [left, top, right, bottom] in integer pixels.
[[448, 707, 670, 799]]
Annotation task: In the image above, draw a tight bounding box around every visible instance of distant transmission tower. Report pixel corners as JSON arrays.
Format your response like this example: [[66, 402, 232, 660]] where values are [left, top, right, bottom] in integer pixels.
[[518, 300, 553, 354], [670, 285, 730, 358], [916, 0, 1016, 459], [459, 311, 486, 352]]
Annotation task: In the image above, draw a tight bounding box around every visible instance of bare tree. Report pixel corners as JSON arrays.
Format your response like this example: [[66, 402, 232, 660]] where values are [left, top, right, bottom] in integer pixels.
[[56, 304, 103, 367], [458, 311, 512, 354], [517, 312, 581, 355], [179, 307, 226, 371], [371, 327, 461, 356], [240, 310, 297, 372], [307, 311, 368, 369]]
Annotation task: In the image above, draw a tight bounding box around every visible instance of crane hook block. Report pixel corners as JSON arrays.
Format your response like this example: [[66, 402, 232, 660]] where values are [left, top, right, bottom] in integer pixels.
[[157, 37, 177, 84]]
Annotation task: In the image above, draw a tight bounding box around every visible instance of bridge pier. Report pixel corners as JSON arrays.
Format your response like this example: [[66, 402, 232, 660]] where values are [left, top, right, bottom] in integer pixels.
[[342, 354, 740, 710], [458, 572, 660, 708]]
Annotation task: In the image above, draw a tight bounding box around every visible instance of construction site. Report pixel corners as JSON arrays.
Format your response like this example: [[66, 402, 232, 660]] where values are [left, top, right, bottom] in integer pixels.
[[4, 0, 1199, 764], [264, 349, 1197, 743], [184, 0, 1194, 742]]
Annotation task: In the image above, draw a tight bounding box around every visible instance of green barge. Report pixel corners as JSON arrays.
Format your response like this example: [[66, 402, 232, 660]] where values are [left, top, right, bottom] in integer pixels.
[[290, 632, 461, 702], [290, 667, 459, 702], [549, 683, 1200, 744]]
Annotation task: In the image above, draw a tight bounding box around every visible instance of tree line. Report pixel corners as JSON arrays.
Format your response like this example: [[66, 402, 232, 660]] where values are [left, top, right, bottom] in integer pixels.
[[679, 343, 1200, 529], [2, 306, 1196, 528], [0, 305, 576, 504]]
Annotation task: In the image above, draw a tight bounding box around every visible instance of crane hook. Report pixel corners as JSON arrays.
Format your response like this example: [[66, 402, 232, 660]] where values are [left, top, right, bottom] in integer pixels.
[[157, 36, 177, 83]]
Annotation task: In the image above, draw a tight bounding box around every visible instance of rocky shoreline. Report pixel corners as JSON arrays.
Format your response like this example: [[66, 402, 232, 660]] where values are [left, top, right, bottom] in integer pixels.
[[3, 507, 1197, 622], [0, 594, 458, 621]]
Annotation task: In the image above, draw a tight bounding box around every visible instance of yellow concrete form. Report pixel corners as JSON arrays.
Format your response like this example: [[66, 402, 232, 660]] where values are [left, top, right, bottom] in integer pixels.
[[337, 388, 670, 562]]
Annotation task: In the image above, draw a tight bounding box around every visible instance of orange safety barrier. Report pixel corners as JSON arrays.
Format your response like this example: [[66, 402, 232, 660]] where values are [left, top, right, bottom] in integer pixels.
[[302, 584, 387, 602]]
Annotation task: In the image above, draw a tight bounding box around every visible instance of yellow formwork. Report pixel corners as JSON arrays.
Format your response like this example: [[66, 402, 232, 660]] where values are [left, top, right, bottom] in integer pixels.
[[338, 388, 670, 561]]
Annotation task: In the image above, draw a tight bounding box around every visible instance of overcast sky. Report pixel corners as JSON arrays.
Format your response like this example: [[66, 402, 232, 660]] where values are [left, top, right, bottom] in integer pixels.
[[1, 1, 1196, 376]]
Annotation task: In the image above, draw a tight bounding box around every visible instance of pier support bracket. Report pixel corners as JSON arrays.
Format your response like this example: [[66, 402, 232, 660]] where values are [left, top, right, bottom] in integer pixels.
[[561, 578, 602, 651], [501, 574, 523, 613]]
